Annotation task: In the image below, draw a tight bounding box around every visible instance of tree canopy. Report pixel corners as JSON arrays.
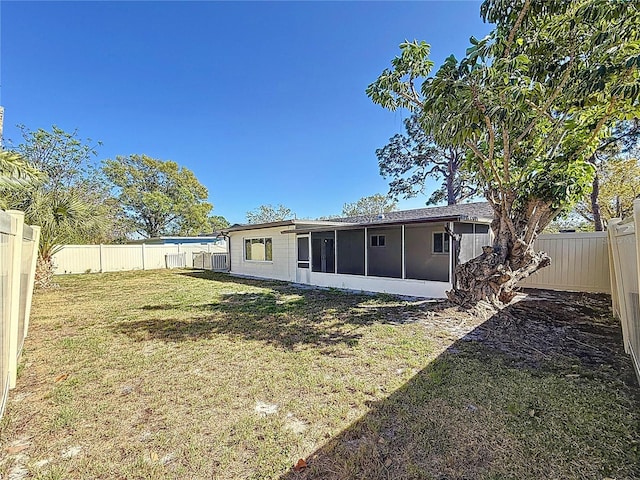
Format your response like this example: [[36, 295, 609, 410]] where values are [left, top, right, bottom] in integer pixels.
[[246, 204, 295, 224], [103, 154, 213, 238], [3, 126, 112, 286], [368, 0, 640, 304], [209, 215, 231, 232], [342, 193, 397, 217], [577, 156, 640, 227], [377, 114, 477, 205]]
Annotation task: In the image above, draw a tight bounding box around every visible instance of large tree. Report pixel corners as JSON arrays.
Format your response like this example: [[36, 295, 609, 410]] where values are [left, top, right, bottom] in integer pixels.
[[368, 0, 640, 305], [377, 114, 477, 205], [342, 193, 397, 217], [103, 154, 213, 238], [246, 204, 295, 224], [4, 126, 112, 285]]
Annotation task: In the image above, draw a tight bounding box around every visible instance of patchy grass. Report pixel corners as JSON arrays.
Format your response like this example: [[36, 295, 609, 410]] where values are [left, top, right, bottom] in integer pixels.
[[0, 269, 638, 479]]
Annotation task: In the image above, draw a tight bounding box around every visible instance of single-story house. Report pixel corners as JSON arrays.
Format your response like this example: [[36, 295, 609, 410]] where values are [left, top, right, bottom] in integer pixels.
[[223, 202, 494, 298]]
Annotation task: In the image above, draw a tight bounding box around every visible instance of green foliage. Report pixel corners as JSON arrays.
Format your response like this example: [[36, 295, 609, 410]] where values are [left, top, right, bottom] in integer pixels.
[[103, 154, 213, 238], [342, 194, 397, 217], [14, 124, 102, 192], [376, 114, 477, 205], [0, 150, 42, 195], [4, 126, 114, 259], [208, 215, 231, 232], [578, 156, 640, 225], [246, 204, 295, 224], [368, 0, 640, 246]]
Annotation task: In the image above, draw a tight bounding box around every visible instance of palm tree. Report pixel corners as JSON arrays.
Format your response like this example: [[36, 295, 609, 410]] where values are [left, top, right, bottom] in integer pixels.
[[0, 150, 42, 207], [18, 190, 107, 287]]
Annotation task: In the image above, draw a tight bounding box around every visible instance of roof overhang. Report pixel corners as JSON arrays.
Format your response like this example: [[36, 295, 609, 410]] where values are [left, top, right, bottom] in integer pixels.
[[284, 214, 491, 234], [225, 219, 348, 234]]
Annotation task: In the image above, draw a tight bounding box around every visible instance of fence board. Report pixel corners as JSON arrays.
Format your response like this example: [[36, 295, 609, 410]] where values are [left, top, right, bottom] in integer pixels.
[[0, 210, 39, 417], [52, 243, 227, 274], [608, 201, 640, 383], [520, 232, 610, 293]]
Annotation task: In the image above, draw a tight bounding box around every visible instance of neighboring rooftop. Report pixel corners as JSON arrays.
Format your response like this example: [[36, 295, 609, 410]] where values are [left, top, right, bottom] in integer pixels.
[[127, 236, 225, 245]]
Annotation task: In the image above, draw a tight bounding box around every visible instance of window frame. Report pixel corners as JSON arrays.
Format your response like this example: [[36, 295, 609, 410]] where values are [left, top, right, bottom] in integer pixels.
[[432, 231, 450, 255], [244, 237, 273, 262], [370, 234, 386, 248]]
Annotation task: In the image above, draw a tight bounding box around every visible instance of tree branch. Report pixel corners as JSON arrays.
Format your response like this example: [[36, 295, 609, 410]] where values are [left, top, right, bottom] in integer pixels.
[[503, 0, 531, 58]]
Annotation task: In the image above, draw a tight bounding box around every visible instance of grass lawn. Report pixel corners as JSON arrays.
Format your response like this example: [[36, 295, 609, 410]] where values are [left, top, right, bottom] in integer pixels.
[[0, 269, 638, 479]]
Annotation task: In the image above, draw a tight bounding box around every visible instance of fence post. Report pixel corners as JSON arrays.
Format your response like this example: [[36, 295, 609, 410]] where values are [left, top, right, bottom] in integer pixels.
[[22, 225, 41, 336], [607, 223, 620, 318], [6, 211, 24, 389], [142, 243, 146, 270], [634, 200, 640, 356], [609, 218, 630, 354], [99, 244, 104, 273]]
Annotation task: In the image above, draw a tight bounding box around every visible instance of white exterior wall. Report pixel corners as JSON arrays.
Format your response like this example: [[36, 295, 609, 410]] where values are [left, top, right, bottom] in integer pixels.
[[229, 226, 296, 282], [310, 272, 451, 298]]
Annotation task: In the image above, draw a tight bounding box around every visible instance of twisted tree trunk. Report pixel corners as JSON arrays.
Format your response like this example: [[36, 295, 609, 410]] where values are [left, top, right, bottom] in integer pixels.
[[447, 198, 555, 307]]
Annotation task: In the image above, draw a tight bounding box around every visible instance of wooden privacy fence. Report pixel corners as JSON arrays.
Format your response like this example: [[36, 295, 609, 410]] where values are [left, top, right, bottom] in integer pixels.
[[0, 210, 40, 418], [608, 199, 640, 383], [520, 232, 610, 293], [53, 243, 227, 274]]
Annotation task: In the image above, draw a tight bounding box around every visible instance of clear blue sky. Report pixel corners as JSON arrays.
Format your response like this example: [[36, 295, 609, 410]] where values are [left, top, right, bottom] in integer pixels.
[[1, 1, 491, 224]]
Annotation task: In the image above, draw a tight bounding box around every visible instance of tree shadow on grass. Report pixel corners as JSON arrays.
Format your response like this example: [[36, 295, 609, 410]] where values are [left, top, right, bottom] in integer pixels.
[[279, 291, 640, 480], [115, 285, 449, 350]]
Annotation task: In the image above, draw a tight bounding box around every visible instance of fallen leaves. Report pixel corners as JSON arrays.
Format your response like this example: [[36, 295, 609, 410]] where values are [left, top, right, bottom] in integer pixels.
[[293, 458, 307, 471]]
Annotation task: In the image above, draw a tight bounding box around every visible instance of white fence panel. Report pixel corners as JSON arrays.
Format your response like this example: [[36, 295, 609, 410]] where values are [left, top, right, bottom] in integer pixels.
[[54, 245, 101, 274], [53, 243, 229, 275], [212, 253, 229, 271], [520, 232, 610, 293], [608, 199, 640, 383], [0, 210, 40, 418], [101, 245, 144, 272], [144, 245, 177, 270]]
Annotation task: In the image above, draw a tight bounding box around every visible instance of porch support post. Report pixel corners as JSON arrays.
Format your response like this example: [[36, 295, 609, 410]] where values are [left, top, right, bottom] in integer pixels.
[[334, 229, 338, 274], [448, 221, 454, 285], [401, 224, 406, 279], [364, 227, 368, 276]]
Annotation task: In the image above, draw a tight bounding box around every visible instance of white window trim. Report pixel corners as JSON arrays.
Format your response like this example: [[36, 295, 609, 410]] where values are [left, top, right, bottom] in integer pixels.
[[243, 237, 274, 263], [432, 231, 450, 255]]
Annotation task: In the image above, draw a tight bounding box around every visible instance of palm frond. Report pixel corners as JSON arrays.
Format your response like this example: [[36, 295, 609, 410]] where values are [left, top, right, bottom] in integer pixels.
[[0, 150, 43, 188]]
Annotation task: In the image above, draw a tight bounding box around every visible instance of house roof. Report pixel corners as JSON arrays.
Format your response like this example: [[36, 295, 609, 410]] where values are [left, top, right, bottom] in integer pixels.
[[331, 201, 494, 225], [225, 219, 347, 233], [226, 202, 494, 234]]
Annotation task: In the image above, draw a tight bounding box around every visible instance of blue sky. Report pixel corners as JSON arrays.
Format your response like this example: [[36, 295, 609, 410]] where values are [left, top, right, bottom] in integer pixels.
[[1, 1, 491, 224]]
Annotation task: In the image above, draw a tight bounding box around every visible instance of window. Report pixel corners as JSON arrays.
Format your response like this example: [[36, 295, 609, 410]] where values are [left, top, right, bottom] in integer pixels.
[[370, 234, 386, 247], [244, 237, 273, 261], [433, 232, 450, 254]]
